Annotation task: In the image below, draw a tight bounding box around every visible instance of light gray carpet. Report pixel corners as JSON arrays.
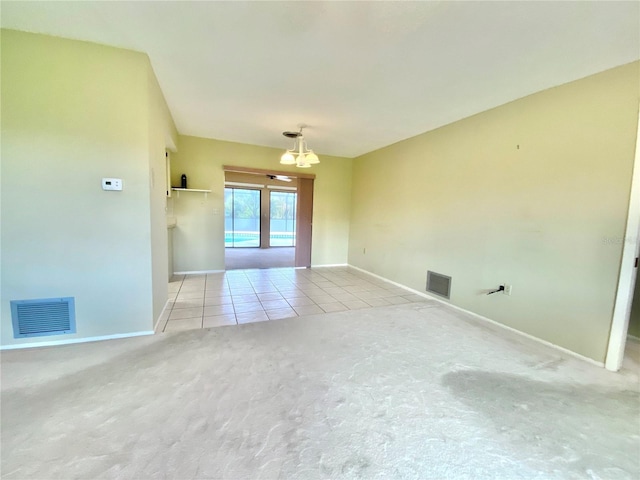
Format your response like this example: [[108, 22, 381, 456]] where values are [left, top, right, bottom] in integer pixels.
[[2, 302, 639, 479], [225, 247, 294, 270]]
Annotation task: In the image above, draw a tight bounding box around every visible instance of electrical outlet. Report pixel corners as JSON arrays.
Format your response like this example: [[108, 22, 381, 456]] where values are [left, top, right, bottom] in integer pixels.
[[503, 284, 512, 296]]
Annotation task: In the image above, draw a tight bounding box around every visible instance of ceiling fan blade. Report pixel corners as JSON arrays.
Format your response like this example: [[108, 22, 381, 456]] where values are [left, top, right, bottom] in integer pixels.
[[267, 174, 293, 182]]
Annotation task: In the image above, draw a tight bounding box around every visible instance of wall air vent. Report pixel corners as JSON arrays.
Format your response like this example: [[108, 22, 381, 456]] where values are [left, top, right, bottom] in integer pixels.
[[10, 297, 76, 338], [426, 271, 451, 299]]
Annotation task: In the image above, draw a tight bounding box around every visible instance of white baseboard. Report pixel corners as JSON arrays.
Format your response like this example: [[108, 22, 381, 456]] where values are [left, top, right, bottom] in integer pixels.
[[0, 330, 155, 351], [628, 334, 640, 342], [348, 264, 605, 369], [173, 269, 225, 275], [311, 263, 348, 268]]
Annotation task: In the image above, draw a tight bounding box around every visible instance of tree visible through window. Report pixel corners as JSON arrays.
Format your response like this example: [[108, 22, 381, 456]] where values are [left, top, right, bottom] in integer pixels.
[[270, 191, 296, 247], [224, 188, 260, 247]]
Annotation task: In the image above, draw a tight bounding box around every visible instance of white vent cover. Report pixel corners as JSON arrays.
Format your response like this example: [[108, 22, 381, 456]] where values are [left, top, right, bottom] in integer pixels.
[[426, 271, 451, 299], [10, 297, 76, 338]]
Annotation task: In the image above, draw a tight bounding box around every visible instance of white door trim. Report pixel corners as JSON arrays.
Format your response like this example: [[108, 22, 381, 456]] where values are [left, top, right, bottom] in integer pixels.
[[606, 104, 640, 371]]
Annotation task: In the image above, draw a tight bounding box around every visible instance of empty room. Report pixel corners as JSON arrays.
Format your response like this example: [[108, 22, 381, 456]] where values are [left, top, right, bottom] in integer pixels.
[[1, 1, 639, 479]]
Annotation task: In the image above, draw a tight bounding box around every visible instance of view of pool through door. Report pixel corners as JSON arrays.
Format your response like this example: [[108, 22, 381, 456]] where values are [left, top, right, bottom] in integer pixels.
[[270, 191, 296, 247], [224, 187, 260, 247], [225, 187, 297, 248]]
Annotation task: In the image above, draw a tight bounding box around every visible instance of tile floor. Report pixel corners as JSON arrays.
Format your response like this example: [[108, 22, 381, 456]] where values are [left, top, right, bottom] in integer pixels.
[[159, 266, 428, 332]]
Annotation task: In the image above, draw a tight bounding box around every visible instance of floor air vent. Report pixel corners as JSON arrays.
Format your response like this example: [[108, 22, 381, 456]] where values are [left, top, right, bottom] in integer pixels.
[[10, 297, 76, 338], [426, 271, 451, 299]]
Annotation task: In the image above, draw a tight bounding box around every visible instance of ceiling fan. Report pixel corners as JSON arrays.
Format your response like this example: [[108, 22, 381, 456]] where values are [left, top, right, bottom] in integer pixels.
[[267, 174, 292, 182]]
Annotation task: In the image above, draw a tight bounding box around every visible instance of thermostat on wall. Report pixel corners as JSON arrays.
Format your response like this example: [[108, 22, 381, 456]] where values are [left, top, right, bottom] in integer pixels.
[[102, 178, 123, 191]]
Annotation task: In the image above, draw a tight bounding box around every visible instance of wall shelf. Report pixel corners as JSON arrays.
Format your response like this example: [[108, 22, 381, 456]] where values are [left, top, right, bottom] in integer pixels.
[[171, 188, 211, 198]]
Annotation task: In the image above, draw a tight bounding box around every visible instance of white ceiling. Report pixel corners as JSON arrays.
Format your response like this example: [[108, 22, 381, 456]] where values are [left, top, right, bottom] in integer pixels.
[[2, 1, 639, 158]]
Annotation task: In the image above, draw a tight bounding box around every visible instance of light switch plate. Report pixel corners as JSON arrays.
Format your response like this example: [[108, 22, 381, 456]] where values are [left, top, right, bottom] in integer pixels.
[[102, 178, 123, 191]]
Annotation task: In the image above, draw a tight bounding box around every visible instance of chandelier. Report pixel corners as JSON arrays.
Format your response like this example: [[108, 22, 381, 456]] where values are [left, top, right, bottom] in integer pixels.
[[279, 124, 319, 168]]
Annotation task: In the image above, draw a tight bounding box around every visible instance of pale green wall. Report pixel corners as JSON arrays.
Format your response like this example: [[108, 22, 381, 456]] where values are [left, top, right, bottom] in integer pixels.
[[170, 135, 352, 272], [348, 62, 640, 363], [1, 30, 175, 346], [147, 61, 178, 326]]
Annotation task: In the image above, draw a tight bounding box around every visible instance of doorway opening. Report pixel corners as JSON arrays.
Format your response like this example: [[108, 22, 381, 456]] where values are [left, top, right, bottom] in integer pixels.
[[223, 166, 314, 270], [224, 185, 295, 269]]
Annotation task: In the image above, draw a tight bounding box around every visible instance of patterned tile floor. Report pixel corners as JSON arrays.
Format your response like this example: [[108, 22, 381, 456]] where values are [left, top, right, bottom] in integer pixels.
[[159, 266, 428, 332]]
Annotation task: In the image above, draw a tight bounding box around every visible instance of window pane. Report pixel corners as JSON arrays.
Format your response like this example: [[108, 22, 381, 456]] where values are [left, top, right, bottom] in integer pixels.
[[269, 191, 296, 247], [224, 188, 260, 247]]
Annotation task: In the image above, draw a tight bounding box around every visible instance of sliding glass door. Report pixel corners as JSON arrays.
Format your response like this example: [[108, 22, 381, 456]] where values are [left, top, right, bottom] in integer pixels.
[[269, 191, 297, 247], [224, 188, 260, 247]]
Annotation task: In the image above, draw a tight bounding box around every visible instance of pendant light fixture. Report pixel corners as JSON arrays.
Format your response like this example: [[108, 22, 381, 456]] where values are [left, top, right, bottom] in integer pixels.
[[280, 124, 319, 168]]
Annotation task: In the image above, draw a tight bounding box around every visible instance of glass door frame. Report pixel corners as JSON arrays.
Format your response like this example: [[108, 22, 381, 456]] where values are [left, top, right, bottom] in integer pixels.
[[224, 186, 261, 248], [269, 189, 297, 247]]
